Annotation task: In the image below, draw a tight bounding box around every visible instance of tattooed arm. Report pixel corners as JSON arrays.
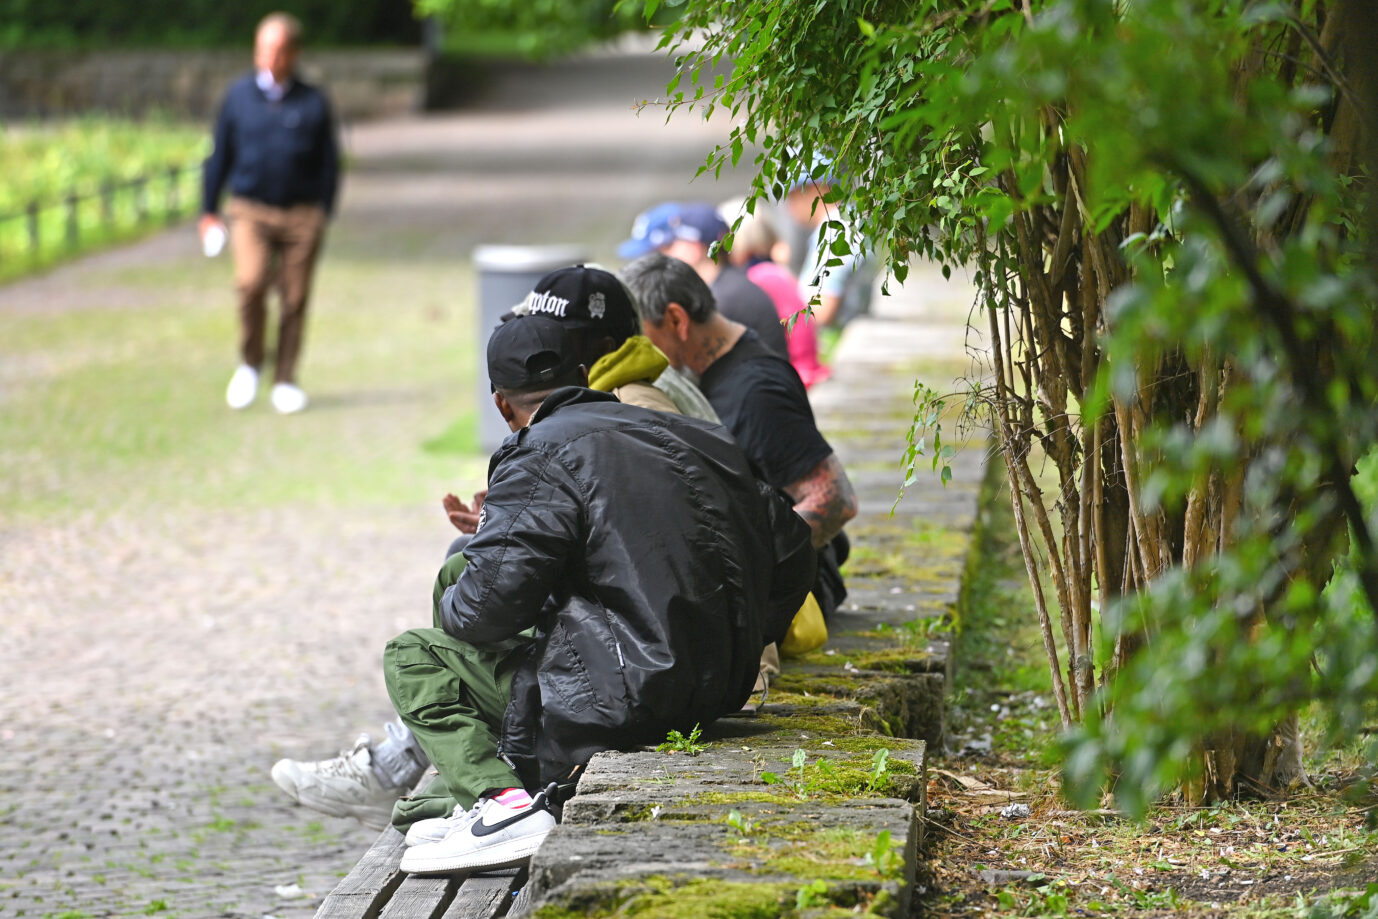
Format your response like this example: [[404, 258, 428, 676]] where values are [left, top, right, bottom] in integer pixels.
[[785, 453, 858, 548]]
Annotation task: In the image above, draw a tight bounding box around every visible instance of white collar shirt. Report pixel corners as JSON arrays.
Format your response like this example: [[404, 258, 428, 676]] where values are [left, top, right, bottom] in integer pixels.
[[255, 69, 293, 102]]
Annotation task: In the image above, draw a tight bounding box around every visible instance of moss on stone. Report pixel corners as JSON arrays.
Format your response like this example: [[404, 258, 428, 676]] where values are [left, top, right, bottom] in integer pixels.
[[529, 870, 898, 918], [617, 804, 662, 822], [715, 823, 907, 904], [691, 791, 791, 806], [761, 688, 838, 708], [759, 711, 863, 737], [529, 875, 796, 919], [803, 734, 919, 761], [844, 647, 942, 674], [769, 670, 856, 697], [764, 752, 918, 801]]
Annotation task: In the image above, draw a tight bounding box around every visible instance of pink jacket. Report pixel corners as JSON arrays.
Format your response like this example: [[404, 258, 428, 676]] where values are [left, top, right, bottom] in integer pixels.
[[746, 261, 831, 388]]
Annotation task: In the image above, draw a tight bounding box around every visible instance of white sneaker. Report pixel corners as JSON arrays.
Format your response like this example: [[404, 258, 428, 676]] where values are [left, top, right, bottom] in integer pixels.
[[225, 365, 259, 409], [271, 382, 308, 414], [270, 735, 403, 830], [399, 792, 556, 874], [405, 800, 482, 846]]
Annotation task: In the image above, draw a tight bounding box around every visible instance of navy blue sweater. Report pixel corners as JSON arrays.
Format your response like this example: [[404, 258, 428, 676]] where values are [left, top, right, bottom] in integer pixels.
[[202, 73, 339, 216]]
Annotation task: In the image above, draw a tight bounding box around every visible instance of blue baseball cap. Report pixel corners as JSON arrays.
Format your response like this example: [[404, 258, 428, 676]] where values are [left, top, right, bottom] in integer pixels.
[[786, 153, 840, 192], [617, 202, 729, 259]]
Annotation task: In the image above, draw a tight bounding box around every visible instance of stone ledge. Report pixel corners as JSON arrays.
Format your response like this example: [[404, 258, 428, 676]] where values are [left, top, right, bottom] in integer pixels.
[[526, 734, 927, 918], [516, 291, 986, 917], [310, 273, 985, 918], [0, 49, 426, 120], [519, 617, 942, 918]]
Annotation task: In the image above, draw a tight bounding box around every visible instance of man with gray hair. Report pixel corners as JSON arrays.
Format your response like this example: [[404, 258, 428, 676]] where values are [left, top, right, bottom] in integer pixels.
[[618, 202, 790, 360], [621, 253, 856, 624]]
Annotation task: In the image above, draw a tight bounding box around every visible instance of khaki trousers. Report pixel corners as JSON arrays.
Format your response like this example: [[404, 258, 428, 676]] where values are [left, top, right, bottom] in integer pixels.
[[226, 197, 327, 384]]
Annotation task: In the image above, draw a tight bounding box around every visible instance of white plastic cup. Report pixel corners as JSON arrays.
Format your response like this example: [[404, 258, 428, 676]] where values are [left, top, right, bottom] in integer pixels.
[[203, 224, 227, 258]]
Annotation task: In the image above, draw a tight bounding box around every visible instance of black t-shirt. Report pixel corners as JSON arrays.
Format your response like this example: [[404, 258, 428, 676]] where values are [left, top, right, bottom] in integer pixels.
[[699, 330, 833, 488], [711, 266, 791, 360]]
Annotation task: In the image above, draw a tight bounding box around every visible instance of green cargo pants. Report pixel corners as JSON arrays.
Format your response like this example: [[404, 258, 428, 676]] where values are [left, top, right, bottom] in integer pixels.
[[383, 550, 532, 827]]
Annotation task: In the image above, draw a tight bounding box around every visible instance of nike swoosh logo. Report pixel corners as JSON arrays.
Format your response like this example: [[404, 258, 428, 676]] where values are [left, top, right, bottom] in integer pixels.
[[469, 807, 542, 838]]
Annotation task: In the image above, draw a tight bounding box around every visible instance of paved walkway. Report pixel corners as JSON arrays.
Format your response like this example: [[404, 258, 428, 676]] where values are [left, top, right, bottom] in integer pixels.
[[0, 51, 976, 919]]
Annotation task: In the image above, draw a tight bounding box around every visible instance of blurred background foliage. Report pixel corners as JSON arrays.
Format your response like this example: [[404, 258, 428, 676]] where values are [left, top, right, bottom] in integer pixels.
[[415, 0, 656, 59], [0, 0, 421, 48], [0, 0, 667, 54], [0, 117, 204, 212]]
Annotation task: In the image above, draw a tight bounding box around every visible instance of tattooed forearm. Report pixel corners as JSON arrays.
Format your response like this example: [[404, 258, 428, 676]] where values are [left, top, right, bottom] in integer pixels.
[[786, 453, 858, 548]]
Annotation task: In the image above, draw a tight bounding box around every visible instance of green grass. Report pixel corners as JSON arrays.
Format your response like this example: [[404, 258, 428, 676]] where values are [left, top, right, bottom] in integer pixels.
[[0, 236, 490, 521], [0, 117, 205, 210], [0, 117, 207, 279], [951, 458, 1059, 762]]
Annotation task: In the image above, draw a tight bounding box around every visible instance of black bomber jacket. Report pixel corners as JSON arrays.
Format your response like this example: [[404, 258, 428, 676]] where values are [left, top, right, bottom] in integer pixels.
[[436, 387, 813, 785]]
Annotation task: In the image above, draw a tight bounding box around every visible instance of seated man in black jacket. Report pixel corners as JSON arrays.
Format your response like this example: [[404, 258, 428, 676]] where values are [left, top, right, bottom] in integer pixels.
[[386, 315, 813, 875]]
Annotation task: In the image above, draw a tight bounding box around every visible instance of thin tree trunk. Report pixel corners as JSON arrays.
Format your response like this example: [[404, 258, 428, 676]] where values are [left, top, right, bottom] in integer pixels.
[[984, 262, 1075, 727]]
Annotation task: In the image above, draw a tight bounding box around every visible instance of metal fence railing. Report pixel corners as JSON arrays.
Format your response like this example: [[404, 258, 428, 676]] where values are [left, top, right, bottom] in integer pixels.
[[0, 163, 201, 278]]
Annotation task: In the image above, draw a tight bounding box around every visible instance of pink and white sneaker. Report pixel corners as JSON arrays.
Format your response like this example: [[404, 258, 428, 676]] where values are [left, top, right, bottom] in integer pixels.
[[399, 787, 556, 874]]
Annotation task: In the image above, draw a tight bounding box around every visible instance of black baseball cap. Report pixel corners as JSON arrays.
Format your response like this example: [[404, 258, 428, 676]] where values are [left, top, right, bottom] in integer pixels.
[[508, 265, 640, 339], [486, 315, 581, 391]]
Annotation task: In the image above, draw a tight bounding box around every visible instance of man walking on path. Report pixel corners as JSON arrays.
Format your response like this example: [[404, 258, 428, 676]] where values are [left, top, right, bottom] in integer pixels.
[[201, 12, 340, 414]]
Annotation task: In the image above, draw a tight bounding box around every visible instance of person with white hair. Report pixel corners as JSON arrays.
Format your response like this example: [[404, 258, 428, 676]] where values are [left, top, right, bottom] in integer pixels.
[[721, 203, 830, 388]]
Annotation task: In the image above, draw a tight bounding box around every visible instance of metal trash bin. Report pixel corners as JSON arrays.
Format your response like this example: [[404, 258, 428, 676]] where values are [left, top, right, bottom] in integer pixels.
[[473, 244, 590, 453]]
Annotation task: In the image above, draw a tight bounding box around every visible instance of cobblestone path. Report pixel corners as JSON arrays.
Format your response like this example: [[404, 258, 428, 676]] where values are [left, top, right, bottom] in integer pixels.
[[0, 50, 979, 919], [0, 51, 742, 919]]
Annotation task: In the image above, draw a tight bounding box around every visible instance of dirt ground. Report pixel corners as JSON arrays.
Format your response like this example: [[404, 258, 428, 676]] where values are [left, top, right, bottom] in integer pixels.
[[915, 480, 1378, 919]]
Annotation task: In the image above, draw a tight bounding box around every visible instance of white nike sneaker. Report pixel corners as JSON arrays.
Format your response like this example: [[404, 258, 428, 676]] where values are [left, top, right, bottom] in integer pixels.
[[405, 800, 482, 846], [270, 735, 404, 830], [399, 791, 556, 874], [225, 364, 259, 410]]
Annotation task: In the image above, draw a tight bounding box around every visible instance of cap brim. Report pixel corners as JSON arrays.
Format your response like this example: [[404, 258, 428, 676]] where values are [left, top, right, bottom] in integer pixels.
[[617, 238, 656, 259], [790, 174, 839, 193]]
